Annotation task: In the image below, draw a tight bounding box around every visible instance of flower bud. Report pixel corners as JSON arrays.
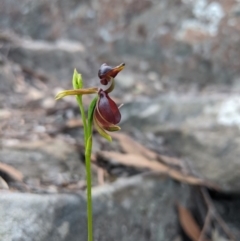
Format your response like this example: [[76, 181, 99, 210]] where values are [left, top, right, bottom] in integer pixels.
[[72, 69, 83, 89]]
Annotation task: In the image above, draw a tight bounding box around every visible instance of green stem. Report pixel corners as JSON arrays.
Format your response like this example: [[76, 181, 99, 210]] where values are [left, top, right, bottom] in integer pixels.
[[76, 95, 88, 145], [77, 95, 97, 241], [85, 136, 93, 241], [72, 71, 94, 241]]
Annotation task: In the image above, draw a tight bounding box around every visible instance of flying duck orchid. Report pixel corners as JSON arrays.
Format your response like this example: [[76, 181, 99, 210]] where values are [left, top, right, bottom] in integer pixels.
[[55, 63, 125, 241], [55, 63, 125, 141]]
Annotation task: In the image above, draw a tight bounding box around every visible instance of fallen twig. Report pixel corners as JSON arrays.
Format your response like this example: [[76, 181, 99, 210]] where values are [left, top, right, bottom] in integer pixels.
[[198, 210, 211, 241], [201, 187, 236, 241]]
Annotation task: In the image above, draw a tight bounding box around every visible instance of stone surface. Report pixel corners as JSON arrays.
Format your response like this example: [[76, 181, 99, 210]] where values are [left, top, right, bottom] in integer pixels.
[[0, 63, 15, 92], [0, 139, 86, 185], [1, 0, 240, 90], [4, 37, 96, 85], [121, 94, 240, 192], [0, 174, 191, 241], [0, 0, 91, 41], [0, 192, 84, 241], [111, 0, 240, 89]]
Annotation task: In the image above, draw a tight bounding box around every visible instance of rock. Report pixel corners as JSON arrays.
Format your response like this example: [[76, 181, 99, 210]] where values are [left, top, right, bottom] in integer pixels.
[[0, 174, 192, 241], [0, 64, 15, 92], [0, 139, 86, 184], [121, 94, 240, 192], [0, 192, 84, 241], [0, 0, 93, 41], [0, 60, 28, 109], [102, 0, 240, 90], [115, 0, 240, 89], [115, 72, 135, 89], [2, 0, 240, 90], [5, 38, 94, 85]]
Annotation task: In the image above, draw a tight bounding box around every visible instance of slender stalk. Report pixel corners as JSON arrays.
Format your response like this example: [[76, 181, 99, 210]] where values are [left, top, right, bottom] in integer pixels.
[[85, 136, 93, 241], [77, 95, 97, 241], [76, 95, 88, 145]]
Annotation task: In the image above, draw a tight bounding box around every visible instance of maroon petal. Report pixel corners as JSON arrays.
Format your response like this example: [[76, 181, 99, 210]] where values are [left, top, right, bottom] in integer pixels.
[[94, 108, 110, 127], [98, 63, 125, 85], [98, 64, 113, 79], [97, 89, 121, 124]]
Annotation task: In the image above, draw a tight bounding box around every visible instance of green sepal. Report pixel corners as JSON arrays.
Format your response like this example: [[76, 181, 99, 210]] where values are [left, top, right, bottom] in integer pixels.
[[94, 118, 112, 142], [105, 125, 121, 132], [72, 69, 83, 89], [55, 88, 98, 100]]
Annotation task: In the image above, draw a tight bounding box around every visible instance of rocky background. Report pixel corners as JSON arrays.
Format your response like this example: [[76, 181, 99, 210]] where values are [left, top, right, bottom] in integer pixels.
[[1, 0, 240, 240]]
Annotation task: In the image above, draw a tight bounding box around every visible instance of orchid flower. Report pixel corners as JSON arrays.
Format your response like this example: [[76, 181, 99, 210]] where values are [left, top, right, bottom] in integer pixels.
[[55, 63, 125, 141]]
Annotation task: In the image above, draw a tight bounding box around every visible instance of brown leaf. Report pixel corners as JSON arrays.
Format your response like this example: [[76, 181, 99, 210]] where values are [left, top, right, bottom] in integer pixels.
[[97, 151, 167, 171], [0, 162, 24, 182], [157, 154, 185, 168], [0, 109, 11, 120], [111, 132, 156, 159], [0, 176, 9, 189], [96, 151, 217, 188], [97, 167, 105, 185], [66, 118, 83, 128], [112, 132, 183, 168], [177, 204, 201, 241], [111, 132, 157, 159]]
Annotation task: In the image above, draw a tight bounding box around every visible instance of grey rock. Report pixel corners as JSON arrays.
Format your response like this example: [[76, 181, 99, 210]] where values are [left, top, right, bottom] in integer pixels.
[[0, 139, 86, 184], [0, 63, 15, 93], [0, 174, 191, 241], [0, 192, 84, 241], [121, 94, 240, 192], [1, 0, 240, 90], [5, 38, 94, 84], [112, 0, 240, 89], [0, 0, 90, 41], [115, 72, 135, 89]]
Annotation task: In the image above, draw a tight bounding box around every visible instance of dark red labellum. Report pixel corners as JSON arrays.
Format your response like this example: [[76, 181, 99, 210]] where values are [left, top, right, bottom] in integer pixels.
[[97, 89, 121, 125]]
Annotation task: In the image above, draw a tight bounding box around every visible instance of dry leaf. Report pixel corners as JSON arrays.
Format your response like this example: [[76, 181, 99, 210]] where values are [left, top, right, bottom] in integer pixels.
[[0, 162, 24, 182], [111, 132, 156, 159], [0, 109, 11, 120], [64, 180, 86, 190], [97, 168, 105, 185], [96, 151, 216, 187], [157, 155, 184, 168], [97, 151, 167, 171], [66, 118, 83, 128], [177, 204, 201, 241], [112, 132, 183, 168], [0, 176, 9, 189]]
